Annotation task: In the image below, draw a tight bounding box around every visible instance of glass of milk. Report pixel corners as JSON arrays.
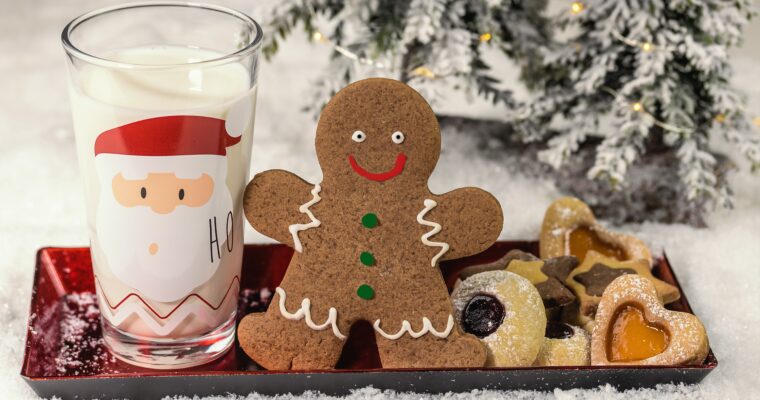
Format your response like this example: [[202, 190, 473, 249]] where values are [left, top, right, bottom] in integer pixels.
[[62, 2, 261, 369]]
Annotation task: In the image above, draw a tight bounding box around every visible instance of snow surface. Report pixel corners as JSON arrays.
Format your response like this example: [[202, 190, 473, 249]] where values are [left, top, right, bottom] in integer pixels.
[[1, 0, 759, 399]]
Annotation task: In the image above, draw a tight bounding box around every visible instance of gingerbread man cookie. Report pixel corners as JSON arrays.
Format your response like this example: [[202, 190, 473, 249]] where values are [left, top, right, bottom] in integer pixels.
[[238, 78, 503, 370]]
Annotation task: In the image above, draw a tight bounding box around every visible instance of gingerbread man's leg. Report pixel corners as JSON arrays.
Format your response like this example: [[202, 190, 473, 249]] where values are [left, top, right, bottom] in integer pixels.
[[238, 260, 351, 370], [371, 279, 486, 368], [238, 303, 344, 370], [375, 326, 486, 368]]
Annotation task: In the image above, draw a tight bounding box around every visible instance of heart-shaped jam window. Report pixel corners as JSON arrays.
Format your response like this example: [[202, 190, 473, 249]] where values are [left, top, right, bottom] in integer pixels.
[[568, 226, 626, 263], [606, 305, 669, 362]]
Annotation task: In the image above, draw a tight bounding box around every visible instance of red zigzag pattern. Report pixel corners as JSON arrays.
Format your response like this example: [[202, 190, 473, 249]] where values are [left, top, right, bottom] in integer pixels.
[[95, 275, 241, 320]]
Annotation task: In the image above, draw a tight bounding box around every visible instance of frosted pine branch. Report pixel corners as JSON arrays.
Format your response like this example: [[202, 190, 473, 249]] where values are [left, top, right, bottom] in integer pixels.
[[522, 0, 756, 217], [402, 0, 446, 46], [677, 138, 720, 202], [255, 0, 549, 110]]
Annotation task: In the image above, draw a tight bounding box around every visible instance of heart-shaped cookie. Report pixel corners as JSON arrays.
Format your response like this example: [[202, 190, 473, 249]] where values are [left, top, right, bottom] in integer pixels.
[[591, 275, 708, 366], [540, 197, 652, 267]]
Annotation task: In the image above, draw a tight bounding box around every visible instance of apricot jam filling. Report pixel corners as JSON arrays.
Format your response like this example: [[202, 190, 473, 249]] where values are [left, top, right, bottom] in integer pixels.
[[568, 226, 626, 263], [607, 305, 669, 362]]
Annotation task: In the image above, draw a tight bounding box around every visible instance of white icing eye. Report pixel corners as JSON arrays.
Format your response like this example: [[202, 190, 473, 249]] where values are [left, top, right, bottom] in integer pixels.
[[351, 130, 366, 143], [391, 131, 405, 144]]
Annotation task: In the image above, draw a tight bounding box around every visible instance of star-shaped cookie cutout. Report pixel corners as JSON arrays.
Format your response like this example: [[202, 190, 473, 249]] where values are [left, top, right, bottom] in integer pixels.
[[459, 250, 579, 309], [566, 251, 680, 318], [457, 249, 536, 280], [507, 253, 579, 309]]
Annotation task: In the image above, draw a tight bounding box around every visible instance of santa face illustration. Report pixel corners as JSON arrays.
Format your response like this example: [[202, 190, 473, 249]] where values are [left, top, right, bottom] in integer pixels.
[[94, 116, 239, 303]]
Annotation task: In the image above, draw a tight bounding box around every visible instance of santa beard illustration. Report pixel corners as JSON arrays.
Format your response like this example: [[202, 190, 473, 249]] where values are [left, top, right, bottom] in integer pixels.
[[95, 154, 234, 303]]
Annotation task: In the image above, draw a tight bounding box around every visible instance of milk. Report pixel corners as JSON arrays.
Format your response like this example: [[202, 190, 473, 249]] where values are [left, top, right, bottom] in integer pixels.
[[69, 45, 256, 339]]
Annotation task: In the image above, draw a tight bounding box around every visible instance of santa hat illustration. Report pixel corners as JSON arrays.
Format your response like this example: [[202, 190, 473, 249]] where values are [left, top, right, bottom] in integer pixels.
[[93, 110, 251, 181], [94, 115, 242, 158]]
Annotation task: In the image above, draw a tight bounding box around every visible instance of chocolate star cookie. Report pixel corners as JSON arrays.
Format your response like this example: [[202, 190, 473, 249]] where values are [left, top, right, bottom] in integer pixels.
[[566, 251, 680, 320]]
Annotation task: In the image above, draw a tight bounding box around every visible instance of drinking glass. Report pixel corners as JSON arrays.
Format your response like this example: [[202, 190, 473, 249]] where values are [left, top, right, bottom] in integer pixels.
[[62, 1, 262, 369]]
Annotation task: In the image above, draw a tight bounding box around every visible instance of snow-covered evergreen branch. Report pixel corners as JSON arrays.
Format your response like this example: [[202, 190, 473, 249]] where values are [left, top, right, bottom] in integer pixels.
[[255, 0, 547, 112], [523, 0, 758, 214]]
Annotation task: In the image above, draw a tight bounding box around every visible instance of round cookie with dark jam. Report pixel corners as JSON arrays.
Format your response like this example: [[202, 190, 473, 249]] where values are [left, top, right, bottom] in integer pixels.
[[451, 270, 546, 367], [533, 321, 590, 366], [461, 294, 505, 338]]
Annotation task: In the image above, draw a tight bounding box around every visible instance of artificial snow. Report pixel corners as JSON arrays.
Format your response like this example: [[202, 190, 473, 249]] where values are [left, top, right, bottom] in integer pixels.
[[1, 0, 759, 399]]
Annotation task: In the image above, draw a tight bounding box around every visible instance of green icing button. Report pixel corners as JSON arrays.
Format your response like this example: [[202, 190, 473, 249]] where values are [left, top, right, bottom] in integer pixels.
[[357, 284, 374, 300], [360, 251, 375, 266], [361, 213, 378, 228]]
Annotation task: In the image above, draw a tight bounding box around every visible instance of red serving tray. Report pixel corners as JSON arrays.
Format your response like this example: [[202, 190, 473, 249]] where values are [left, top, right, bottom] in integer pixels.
[[21, 242, 717, 399]]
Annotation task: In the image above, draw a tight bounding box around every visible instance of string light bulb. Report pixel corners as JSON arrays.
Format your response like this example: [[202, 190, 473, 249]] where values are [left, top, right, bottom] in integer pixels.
[[714, 114, 726, 123], [632, 102, 644, 112], [571, 2, 585, 15], [641, 42, 653, 52], [311, 31, 327, 43], [412, 66, 436, 78], [479, 32, 492, 42]]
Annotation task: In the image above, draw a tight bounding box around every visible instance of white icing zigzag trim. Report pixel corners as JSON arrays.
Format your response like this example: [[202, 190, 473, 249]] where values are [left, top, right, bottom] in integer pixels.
[[373, 315, 455, 340], [276, 287, 346, 340], [417, 199, 450, 266], [288, 184, 322, 253]]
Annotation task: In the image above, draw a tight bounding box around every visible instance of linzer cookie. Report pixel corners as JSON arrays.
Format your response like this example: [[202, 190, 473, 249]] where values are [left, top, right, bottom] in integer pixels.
[[540, 197, 652, 266], [591, 275, 709, 366], [451, 271, 546, 367], [238, 78, 503, 370], [458, 250, 578, 310], [534, 322, 590, 367], [566, 251, 680, 323]]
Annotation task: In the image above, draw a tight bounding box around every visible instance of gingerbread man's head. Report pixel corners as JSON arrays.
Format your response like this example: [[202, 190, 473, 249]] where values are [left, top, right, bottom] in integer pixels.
[[316, 78, 441, 187]]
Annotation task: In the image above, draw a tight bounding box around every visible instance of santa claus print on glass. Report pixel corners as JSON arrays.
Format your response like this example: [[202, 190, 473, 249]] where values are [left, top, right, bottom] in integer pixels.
[[61, 2, 262, 369]]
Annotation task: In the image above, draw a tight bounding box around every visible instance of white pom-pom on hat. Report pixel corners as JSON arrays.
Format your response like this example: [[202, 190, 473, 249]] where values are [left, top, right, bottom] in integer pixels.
[[225, 95, 253, 138]]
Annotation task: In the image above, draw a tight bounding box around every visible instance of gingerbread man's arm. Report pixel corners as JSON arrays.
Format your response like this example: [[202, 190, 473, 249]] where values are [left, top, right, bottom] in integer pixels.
[[243, 170, 317, 248], [428, 188, 503, 261]]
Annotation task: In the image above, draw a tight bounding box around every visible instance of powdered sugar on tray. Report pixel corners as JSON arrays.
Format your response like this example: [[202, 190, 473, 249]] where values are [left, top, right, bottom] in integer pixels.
[[56, 293, 114, 375], [2, 0, 760, 399]]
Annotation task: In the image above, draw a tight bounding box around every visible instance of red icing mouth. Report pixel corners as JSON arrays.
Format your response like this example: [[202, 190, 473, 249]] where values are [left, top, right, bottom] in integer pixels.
[[348, 153, 407, 181]]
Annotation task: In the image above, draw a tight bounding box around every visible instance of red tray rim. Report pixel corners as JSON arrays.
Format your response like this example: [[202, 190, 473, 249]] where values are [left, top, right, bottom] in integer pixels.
[[20, 243, 718, 381]]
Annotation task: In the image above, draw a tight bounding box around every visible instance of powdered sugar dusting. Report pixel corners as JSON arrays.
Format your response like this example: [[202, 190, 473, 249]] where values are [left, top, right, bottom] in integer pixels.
[[452, 271, 545, 366], [56, 293, 115, 375], [595, 276, 707, 364], [558, 206, 575, 219]]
